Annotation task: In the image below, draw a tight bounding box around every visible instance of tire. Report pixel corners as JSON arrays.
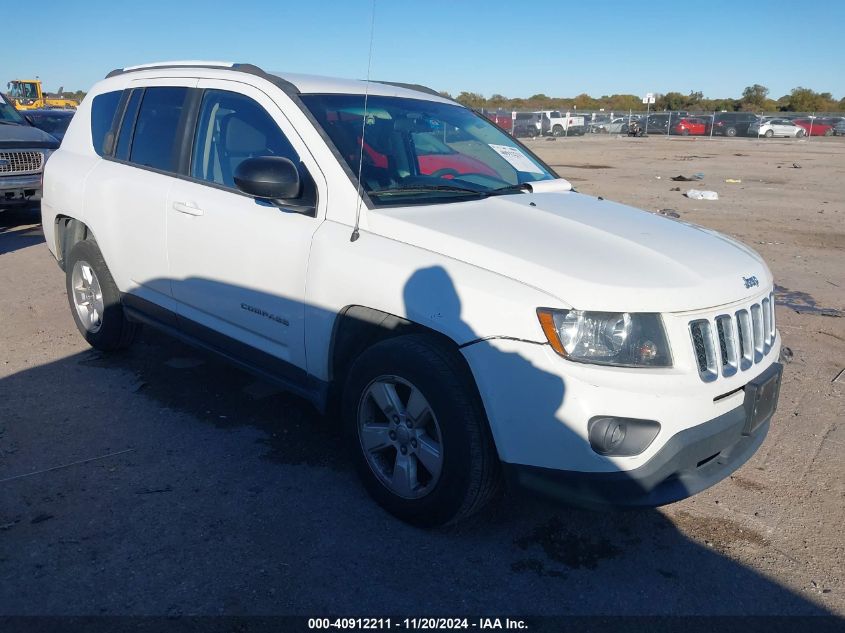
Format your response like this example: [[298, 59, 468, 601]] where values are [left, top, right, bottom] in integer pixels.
[[680, 129, 689, 136], [552, 125, 563, 137], [796, 130, 805, 138], [725, 127, 737, 137], [65, 240, 138, 351], [764, 129, 774, 138], [342, 334, 501, 527], [824, 128, 833, 136]]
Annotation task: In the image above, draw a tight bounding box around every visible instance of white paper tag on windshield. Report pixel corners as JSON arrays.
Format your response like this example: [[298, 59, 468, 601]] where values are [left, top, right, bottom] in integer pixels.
[[0, 93, 6, 104], [489, 144, 543, 174]]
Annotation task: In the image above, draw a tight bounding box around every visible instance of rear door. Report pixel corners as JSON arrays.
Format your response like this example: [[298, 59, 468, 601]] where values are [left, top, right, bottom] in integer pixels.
[[84, 79, 196, 315], [165, 79, 326, 373]]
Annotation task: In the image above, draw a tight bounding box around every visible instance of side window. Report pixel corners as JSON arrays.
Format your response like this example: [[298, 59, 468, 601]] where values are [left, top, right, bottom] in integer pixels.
[[90, 91, 122, 157], [129, 87, 189, 172], [114, 89, 143, 161], [190, 89, 312, 201]]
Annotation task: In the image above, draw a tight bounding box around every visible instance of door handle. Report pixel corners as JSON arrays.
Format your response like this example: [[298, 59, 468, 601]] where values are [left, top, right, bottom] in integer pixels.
[[172, 201, 204, 216]]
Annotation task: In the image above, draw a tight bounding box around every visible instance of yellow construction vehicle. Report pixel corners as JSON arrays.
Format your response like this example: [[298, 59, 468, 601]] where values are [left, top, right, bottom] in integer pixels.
[[6, 79, 78, 110]]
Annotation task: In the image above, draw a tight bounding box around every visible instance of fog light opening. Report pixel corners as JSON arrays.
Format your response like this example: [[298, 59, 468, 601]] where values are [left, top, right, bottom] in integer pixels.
[[588, 416, 661, 457]]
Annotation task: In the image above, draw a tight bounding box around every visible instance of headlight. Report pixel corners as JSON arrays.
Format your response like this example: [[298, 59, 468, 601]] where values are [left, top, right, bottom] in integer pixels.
[[536, 309, 672, 367]]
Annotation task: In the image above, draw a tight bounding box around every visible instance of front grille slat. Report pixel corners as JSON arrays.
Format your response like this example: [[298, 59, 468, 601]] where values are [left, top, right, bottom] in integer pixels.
[[689, 294, 776, 382], [751, 304, 764, 362], [689, 319, 717, 381], [715, 315, 737, 377], [0, 151, 43, 175], [736, 309, 753, 370]]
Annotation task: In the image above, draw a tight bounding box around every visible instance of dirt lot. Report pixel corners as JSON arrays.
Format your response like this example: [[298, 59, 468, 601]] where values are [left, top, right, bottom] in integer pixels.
[[1, 136, 843, 618]]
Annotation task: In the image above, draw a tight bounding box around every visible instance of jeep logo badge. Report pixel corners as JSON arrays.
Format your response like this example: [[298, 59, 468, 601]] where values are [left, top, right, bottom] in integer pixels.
[[743, 275, 759, 289]]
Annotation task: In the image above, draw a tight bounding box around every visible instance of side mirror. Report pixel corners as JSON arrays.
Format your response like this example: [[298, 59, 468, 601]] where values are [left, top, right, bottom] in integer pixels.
[[234, 156, 300, 202]]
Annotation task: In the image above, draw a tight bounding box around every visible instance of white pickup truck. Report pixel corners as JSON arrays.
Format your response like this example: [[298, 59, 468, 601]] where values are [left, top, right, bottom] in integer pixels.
[[537, 110, 586, 136], [42, 61, 782, 526]]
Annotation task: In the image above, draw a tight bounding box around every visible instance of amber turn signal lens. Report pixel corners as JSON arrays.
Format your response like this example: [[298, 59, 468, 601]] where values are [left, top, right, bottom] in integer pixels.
[[537, 309, 566, 356]]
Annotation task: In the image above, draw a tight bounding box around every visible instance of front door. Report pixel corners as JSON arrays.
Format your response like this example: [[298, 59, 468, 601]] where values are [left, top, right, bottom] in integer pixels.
[[165, 80, 325, 372]]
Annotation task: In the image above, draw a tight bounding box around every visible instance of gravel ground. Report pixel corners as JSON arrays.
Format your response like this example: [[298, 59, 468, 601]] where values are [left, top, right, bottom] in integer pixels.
[[1, 135, 843, 618]]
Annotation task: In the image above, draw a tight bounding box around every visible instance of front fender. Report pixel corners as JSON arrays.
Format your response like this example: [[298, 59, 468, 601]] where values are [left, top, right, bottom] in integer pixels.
[[304, 220, 565, 381]]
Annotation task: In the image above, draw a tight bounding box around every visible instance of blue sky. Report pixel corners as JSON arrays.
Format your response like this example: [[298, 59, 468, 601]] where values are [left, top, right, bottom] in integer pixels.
[[7, 0, 844, 99]]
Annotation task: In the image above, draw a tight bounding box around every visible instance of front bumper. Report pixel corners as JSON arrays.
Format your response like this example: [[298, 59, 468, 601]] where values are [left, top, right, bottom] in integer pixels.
[[504, 361, 781, 508], [1, 174, 42, 206]]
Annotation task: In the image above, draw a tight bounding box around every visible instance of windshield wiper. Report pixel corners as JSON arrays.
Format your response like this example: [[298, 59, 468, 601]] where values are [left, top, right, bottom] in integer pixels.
[[369, 184, 485, 197], [486, 183, 532, 196]]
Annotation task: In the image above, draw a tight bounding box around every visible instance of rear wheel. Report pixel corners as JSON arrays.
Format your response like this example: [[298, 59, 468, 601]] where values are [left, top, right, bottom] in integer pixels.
[[65, 240, 138, 351], [796, 129, 806, 138], [725, 127, 737, 137], [552, 125, 564, 137], [343, 334, 501, 526]]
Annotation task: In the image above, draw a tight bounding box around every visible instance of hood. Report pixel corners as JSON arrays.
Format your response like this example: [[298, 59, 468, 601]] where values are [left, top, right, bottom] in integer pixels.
[[367, 191, 772, 313], [0, 123, 60, 149]]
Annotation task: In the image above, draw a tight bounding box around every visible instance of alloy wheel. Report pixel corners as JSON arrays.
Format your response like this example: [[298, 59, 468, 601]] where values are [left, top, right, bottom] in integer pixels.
[[71, 260, 105, 333], [357, 375, 444, 499]]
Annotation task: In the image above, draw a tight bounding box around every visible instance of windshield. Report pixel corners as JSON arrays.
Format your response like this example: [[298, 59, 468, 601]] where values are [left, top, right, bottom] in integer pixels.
[[300, 94, 555, 204], [0, 94, 27, 125], [29, 112, 73, 137]]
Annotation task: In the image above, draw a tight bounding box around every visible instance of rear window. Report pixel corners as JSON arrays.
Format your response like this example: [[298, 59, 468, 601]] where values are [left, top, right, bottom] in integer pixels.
[[90, 91, 122, 156], [128, 87, 189, 172]]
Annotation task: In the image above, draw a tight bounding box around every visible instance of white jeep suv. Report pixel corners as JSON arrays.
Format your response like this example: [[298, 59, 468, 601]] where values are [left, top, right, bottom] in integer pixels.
[[42, 62, 782, 526]]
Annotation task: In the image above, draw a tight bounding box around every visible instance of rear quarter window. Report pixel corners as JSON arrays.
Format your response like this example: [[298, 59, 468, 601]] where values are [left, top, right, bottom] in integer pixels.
[[90, 91, 122, 156]]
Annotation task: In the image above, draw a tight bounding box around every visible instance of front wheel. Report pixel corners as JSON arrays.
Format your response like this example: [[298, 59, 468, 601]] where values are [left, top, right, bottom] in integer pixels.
[[552, 125, 563, 137], [796, 129, 806, 138], [65, 240, 138, 351], [764, 129, 774, 138], [725, 127, 737, 137], [343, 334, 501, 526]]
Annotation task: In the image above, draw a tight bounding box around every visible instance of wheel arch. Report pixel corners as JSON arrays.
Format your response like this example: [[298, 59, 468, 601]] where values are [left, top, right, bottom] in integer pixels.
[[328, 305, 470, 401], [54, 215, 97, 271]]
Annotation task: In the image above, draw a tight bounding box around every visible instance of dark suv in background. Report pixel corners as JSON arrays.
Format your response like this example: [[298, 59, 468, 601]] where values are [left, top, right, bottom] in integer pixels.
[[0, 94, 60, 210], [710, 112, 759, 137]]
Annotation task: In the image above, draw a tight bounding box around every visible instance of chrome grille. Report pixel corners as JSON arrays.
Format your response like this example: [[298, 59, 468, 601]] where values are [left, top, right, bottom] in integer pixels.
[[689, 292, 776, 382], [0, 151, 43, 175]]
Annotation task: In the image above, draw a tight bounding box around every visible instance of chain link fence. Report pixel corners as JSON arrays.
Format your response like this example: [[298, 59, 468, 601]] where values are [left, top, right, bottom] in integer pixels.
[[481, 108, 845, 141]]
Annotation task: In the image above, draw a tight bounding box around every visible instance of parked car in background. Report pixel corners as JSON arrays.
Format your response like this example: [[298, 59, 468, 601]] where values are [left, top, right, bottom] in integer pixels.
[[605, 117, 633, 134], [586, 114, 612, 133], [833, 119, 845, 136], [537, 111, 586, 136], [1, 93, 61, 210], [484, 111, 513, 134], [24, 108, 76, 143], [791, 118, 834, 137], [821, 116, 844, 131], [748, 118, 806, 138], [711, 112, 759, 137], [671, 117, 708, 136], [641, 114, 671, 135], [512, 112, 542, 138]]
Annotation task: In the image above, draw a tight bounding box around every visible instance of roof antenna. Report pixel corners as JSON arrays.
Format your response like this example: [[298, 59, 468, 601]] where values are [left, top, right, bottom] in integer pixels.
[[351, 0, 376, 243]]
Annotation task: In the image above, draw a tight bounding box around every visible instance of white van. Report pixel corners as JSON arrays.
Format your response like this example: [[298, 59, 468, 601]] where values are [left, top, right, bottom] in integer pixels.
[[42, 62, 782, 526]]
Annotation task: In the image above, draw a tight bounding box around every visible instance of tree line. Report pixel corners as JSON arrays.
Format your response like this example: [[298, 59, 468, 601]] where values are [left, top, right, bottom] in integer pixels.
[[56, 84, 844, 114], [446, 85, 844, 113]]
